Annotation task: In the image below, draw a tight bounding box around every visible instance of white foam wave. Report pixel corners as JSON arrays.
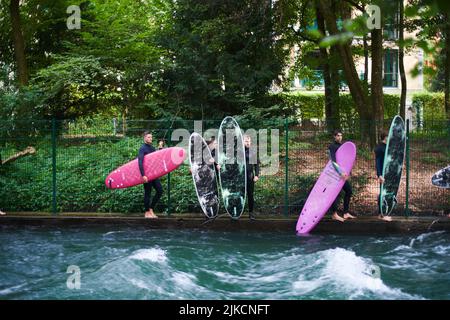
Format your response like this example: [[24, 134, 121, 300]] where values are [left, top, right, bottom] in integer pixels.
[[292, 247, 423, 300], [172, 272, 198, 289], [129, 248, 167, 263], [409, 231, 446, 247], [0, 283, 27, 296]]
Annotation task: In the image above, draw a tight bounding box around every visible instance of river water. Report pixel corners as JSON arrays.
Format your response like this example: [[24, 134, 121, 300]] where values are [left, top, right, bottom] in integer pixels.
[[0, 225, 449, 300]]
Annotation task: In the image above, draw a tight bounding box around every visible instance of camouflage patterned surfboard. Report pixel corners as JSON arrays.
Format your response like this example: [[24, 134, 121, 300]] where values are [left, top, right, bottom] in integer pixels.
[[431, 165, 450, 189], [189, 133, 220, 219], [380, 115, 406, 215], [218, 117, 247, 219]]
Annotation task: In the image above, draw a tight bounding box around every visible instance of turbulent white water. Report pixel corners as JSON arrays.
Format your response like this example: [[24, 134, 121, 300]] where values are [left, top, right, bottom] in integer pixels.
[[0, 226, 449, 299]]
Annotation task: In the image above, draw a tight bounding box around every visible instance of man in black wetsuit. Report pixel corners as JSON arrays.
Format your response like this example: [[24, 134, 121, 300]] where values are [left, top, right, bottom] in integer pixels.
[[374, 131, 392, 222], [139, 131, 163, 219], [329, 130, 355, 222], [244, 135, 260, 220]]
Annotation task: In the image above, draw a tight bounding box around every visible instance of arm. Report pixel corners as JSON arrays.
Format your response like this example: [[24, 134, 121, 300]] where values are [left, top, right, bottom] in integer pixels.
[[328, 145, 337, 162], [138, 147, 145, 177], [254, 158, 260, 177], [328, 147, 342, 175]]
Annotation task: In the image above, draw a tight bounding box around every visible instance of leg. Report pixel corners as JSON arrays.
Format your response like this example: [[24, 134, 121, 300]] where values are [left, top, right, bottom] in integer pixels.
[[342, 182, 355, 219], [247, 178, 255, 219], [331, 194, 345, 222], [143, 183, 151, 211], [148, 179, 163, 217], [143, 183, 152, 218], [377, 183, 392, 221]]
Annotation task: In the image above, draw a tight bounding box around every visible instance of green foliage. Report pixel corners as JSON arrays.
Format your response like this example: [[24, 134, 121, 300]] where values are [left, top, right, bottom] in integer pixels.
[[32, 55, 116, 118], [250, 93, 401, 126], [280, 92, 325, 120], [157, 0, 290, 118], [412, 92, 447, 122]]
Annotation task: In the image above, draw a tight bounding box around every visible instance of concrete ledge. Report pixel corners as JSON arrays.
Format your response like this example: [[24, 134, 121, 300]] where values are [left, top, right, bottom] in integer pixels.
[[1, 213, 450, 234]]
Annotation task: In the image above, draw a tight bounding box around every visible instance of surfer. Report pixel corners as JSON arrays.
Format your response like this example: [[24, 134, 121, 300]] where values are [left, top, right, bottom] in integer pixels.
[[189, 137, 220, 173], [206, 137, 220, 172], [329, 130, 355, 222], [374, 132, 392, 222], [244, 135, 260, 220], [158, 139, 165, 150], [139, 131, 163, 219]]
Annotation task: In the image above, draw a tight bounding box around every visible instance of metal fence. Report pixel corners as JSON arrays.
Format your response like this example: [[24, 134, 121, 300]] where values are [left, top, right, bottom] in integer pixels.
[[0, 118, 449, 216]]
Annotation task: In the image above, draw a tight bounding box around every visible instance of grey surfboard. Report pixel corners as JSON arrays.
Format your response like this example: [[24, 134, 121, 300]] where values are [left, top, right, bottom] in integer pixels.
[[380, 115, 406, 215], [432, 165, 450, 189], [189, 132, 220, 219], [217, 116, 247, 219]]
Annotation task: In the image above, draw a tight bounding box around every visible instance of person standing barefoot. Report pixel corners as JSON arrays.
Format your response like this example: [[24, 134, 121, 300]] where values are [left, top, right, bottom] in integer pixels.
[[139, 131, 163, 219], [329, 130, 355, 222], [374, 132, 392, 222]]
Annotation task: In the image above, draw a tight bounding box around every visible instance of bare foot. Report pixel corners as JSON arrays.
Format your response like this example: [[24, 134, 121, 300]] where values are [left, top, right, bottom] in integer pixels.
[[343, 213, 356, 219], [378, 214, 392, 222], [148, 209, 159, 219], [332, 212, 345, 223]]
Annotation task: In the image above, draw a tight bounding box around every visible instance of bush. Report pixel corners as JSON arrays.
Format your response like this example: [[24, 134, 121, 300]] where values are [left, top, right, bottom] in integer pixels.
[[412, 92, 446, 122], [249, 93, 402, 126]]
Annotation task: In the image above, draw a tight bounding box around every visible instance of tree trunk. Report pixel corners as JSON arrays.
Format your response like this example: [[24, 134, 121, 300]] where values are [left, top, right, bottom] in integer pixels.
[[363, 35, 369, 85], [445, 14, 450, 120], [9, 0, 28, 86], [329, 46, 341, 130], [316, 2, 339, 132], [399, 0, 407, 119], [371, 27, 384, 143], [318, 0, 371, 143]]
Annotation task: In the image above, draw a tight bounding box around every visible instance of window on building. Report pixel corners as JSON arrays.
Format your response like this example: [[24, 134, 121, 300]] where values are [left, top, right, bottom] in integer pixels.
[[384, 2, 399, 40], [383, 49, 398, 88]]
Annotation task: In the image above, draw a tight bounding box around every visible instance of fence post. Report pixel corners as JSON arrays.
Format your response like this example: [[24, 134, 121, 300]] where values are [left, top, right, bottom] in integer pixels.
[[51, 118, 57, 215], [284, 118, 289, 216], [405, 118, 410, 216], [113, 118, 117, 136]]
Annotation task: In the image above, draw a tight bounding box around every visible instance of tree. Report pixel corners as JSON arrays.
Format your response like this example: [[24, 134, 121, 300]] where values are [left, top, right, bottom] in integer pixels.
[[406, 0, 450, 120], [9, 0, 28, 86], [398, 0, 407, 119], [157, 0, 289, 118], [318, 0, 375, 144], [316, 1, 340, 131]]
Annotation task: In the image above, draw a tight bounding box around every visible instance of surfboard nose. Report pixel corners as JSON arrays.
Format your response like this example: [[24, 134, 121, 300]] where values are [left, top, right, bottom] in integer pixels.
[[171, 147, 186, 164], [105, 177, 113, 189]]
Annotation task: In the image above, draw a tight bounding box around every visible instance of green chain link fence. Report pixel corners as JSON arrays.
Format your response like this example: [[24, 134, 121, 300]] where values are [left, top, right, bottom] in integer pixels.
[[0, 117, 448, 216]]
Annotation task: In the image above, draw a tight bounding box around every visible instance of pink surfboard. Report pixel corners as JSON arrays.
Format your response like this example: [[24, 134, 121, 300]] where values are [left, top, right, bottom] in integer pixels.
[[105, 147, 186, 189], [296, 141, 356, 235]]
